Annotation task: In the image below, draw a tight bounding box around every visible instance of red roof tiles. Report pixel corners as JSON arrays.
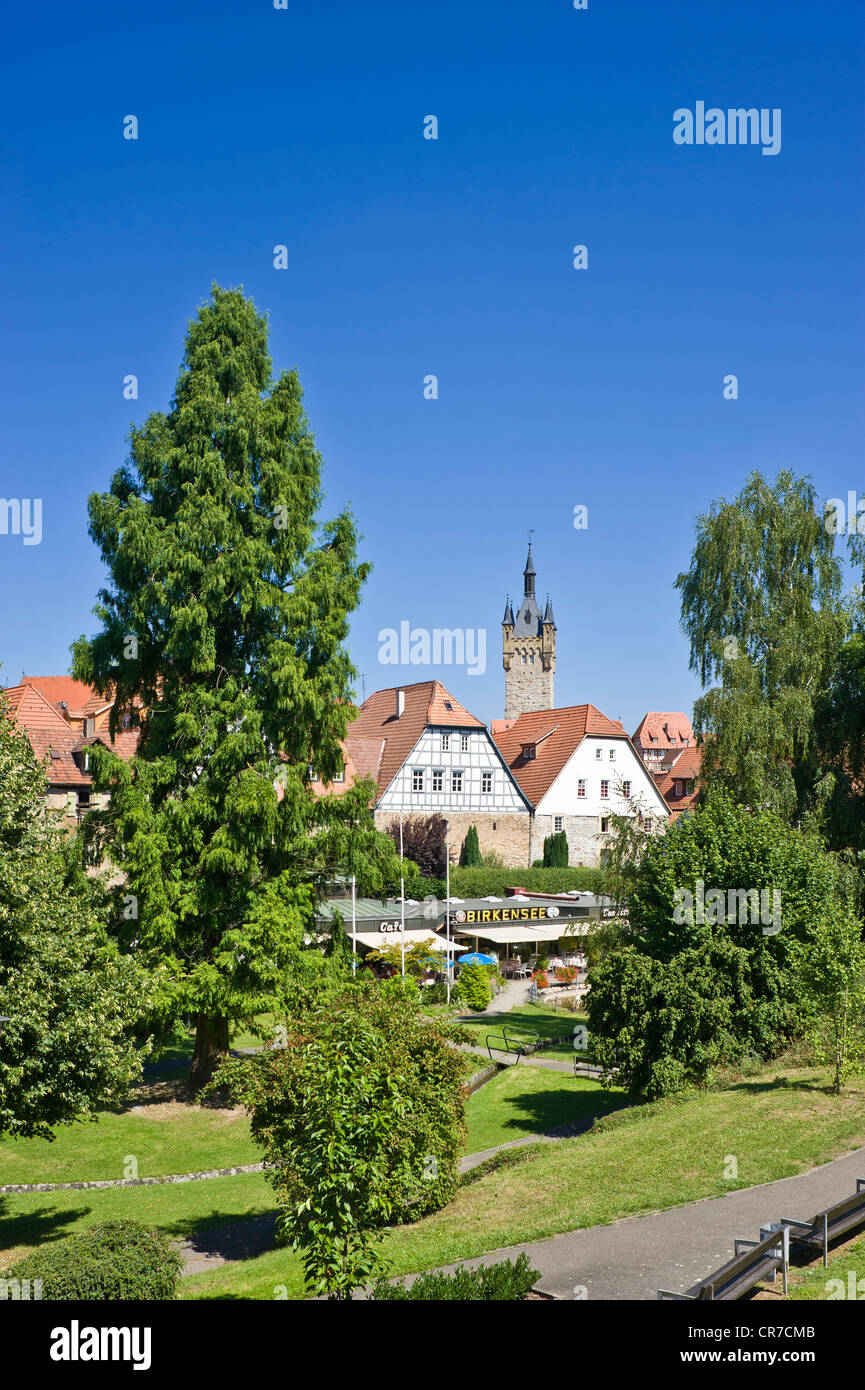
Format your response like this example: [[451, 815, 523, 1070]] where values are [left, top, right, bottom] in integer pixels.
[[493, 704, 626, 805], [346, 681, 483, 798]]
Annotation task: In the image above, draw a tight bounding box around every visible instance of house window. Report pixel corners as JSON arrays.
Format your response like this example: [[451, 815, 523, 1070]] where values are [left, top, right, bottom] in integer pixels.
[[600, 780, 609, 799], [554, 816, 564, 833], [332, 764, 345, 783], [481, 771, 493, 794], [412, 769, 424, 793], [460, 733, 469, 752], [522, 743, 536, 760], [577, 778, 586, 798], [121, 712, 133, 730], [623, 781, 631, 798], [432, 769, 443, 793], [675, 780, 683, 796], [609, 748, 616, 760], [307, 765, 317, 781], [600, 816, 611, 833], [451, 770, 463, 793], [441, 733, 450, 751], [595, 747, 603, 760]]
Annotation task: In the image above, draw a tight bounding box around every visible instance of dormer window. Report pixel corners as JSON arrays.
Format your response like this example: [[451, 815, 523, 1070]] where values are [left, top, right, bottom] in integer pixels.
[[522, 743, 536, 760]]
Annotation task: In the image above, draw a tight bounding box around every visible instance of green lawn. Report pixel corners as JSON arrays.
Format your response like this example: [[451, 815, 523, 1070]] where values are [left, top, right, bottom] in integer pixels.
[[181, 1066, 865, 1300], [459, 1003, 582, 1057], [465, 1065, 624, 1153], [0, 1086, 257, 1187], [787, 1232, 865, 1300]]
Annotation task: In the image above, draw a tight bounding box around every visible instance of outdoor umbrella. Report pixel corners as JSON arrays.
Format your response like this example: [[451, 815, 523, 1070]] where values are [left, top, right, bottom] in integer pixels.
[[457, 952, 497, 965]]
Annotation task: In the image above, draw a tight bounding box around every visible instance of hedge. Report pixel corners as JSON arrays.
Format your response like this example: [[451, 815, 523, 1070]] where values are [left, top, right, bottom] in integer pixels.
[[421, 865, 606, 900]]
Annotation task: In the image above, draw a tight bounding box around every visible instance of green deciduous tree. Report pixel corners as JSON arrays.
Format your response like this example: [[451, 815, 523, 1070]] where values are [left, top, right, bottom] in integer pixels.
[[676, 470, 847, 824], [212, 983, 470, 1298], [72, 285, 404, 1087], [0, 702, 151, 1139], [586, 796, 857, 1097], [794, 905, 865, 1094]]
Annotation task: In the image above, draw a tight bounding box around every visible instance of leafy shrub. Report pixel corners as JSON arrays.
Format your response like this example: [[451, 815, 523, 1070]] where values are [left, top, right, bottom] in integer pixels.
[[420, 865, 606, 899], [6, 1221, 182, 1300], [457, 963, 491, 1011], [370, 1253, 539, 1300]]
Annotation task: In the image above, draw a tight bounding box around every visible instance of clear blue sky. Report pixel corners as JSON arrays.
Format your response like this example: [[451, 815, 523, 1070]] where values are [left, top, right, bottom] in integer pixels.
[[1, 0, 863, 732]]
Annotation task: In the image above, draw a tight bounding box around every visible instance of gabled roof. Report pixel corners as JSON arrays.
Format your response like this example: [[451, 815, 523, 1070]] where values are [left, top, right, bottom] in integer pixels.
[[632, 711, 694, 749], [346, 681, 484, 798], [3, 680, 139, 788], [20, 676, 108, 718], [654, 745, 701, 819], [493, 704, 626, 805]]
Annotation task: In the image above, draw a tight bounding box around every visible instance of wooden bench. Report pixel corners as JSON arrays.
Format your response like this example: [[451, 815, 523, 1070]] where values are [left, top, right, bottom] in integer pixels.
[[658, 1227, 788, 1301], [782, 1179, 865, 1267]]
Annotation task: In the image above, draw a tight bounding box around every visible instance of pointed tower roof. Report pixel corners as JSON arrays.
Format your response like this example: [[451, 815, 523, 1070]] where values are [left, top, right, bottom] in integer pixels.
[[502, 596, 515, 625], [543, 595, 556, 626], [523, 543, 536, 589]]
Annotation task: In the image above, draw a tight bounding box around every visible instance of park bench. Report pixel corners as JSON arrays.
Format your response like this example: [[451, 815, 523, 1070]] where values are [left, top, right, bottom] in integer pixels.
[[781, 1179, 865, 1267], [658, 1227, 788, 1301]]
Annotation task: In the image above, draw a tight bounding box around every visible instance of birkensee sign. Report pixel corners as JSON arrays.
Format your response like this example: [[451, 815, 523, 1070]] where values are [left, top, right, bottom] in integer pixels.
[[455, 905, 560, 924]]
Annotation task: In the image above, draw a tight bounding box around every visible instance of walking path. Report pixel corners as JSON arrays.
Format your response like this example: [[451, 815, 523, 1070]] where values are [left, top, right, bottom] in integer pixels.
[[405, 1143, 865, 1300]]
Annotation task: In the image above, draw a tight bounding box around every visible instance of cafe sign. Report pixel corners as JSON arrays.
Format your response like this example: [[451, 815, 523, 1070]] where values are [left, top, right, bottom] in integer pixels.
[[454, 905, 559, 924]]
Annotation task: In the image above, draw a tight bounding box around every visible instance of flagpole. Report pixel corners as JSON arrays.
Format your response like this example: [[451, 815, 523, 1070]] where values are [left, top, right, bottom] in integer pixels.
[[445, 819, 451, 1005], [351, 873, 357, 977], [400, 810, 406, 980]]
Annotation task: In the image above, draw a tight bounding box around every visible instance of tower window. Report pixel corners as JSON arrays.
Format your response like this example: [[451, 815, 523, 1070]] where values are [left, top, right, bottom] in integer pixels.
[[521, 652, 527, 664], [528, 651, 535, 664]]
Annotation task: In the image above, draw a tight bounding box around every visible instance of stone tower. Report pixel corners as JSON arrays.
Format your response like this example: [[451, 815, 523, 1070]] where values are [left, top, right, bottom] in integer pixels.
[[502, 544, 556, 717]]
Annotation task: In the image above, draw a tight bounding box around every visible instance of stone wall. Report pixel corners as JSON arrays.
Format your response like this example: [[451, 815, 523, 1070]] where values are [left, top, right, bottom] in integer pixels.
[[533, 813, 606, 867], [374, 809, 533, 868], [504, 659, 555, 718]]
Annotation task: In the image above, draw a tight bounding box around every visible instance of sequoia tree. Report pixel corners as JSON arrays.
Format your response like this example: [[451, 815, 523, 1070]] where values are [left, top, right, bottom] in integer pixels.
[[73, 285, 403, 1087]]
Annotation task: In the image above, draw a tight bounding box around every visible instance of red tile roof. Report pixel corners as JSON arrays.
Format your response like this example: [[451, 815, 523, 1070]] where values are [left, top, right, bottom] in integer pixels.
[[493, 704, 626, 805], [632, 711, 695, 750], [654, 745, 701, 819], [20, 676, 110, 718], [3, 680, 139, 791], [346, 681, 483, 798]]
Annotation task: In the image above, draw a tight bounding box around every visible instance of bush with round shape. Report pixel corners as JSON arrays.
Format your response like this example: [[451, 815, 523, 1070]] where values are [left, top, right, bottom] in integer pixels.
[[6, 1221, 182, 1301]]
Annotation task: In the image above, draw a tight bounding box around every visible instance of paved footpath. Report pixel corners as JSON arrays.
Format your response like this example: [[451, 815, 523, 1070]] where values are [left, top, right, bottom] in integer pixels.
[[412, 1144, 865, 1300]]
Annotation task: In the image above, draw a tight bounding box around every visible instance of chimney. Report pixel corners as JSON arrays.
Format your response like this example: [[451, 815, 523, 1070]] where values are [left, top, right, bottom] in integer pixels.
[[396, 689, 405, 719], [84, 716, 96, 737]]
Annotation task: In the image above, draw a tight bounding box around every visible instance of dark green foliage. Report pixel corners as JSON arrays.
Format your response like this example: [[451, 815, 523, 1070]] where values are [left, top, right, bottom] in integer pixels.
[[212, 982, 472, 1298], [422, 865, 605, 899], [459, 825, 482, 867], [457, 962, 491, 1011], [6, 1221, 181, 1300], [370, 1253, 539, 1300], [0, 701, 151, 1140], [543, 831, 569, 867], [586, 796, 857, 1098], [71, 286, 405, 1086]]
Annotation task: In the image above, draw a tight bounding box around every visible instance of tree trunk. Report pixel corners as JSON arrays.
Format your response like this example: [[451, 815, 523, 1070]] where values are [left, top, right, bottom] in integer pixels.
[[188, 1014, 230, 1091]]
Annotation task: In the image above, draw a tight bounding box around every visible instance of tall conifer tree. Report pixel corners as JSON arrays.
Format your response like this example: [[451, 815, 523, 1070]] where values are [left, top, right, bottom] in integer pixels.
[[73, 286, 401, 1085]]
